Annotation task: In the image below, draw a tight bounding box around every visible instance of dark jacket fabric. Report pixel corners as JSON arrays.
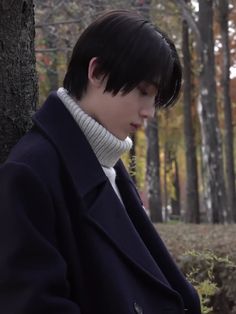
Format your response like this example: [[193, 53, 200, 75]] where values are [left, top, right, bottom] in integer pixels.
[[0, 93, 201, 314]]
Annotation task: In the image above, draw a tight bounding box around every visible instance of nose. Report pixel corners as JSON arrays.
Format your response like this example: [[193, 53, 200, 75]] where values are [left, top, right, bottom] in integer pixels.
[[139, 106, 155, 119]]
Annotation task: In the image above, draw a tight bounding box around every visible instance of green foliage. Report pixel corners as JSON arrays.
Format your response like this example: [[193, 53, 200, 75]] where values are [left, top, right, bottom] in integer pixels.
[[184, 250, 235, 314], [156, 224, 236, 314]]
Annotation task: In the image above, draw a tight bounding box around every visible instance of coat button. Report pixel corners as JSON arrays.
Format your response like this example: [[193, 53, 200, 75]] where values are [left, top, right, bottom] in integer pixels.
[[133, 302, 143, 314]]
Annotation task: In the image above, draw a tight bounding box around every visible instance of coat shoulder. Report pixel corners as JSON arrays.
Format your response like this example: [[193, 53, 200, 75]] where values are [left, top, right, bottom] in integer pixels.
[[6, 126, 61, 185]]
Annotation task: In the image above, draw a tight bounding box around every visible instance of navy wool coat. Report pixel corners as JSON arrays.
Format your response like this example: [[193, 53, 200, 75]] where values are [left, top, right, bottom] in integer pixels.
[[0, 93, 201, 314]]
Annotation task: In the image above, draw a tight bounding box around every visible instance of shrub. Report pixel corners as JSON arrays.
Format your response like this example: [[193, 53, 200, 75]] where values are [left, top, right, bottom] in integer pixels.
[[155, 223, 236, 314]]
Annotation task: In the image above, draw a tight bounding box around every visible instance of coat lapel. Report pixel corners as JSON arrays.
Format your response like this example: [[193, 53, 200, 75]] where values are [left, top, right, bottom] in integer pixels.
[[33, 93, 181, 299], [86, 180, 171, 287], [115, 161, 194, 302]]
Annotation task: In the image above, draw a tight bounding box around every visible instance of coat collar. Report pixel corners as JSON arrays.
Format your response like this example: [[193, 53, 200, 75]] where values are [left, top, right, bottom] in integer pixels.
[[33, 92, 107, 198]]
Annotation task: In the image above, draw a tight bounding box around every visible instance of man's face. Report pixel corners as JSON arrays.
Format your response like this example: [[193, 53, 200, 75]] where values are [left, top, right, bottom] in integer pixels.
[[80, 80, 157, 140]]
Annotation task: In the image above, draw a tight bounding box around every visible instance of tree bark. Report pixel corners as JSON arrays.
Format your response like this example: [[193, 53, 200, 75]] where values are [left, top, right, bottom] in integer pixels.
[[146, 115, 163, 222], [175, 0, 227, 223], [198, 0, 227, 223], [182, 18, 200, 223], [0, 0, 38, 163], [217, 0, 236, 223]]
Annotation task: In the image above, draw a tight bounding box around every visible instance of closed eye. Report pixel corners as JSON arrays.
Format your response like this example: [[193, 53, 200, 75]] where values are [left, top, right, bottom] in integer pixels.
[[138, 86, 148, 96]]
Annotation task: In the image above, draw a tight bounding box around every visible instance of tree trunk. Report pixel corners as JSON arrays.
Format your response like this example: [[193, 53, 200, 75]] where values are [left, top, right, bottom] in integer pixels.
[[0, 0, 38, 163], [198, 0, 227, 223], [182, 18, 200, 223], [146, 115, 163, 222], [217, 0, 236, 223], [163, 140, 169, 222], [171, 155, 181, 218]]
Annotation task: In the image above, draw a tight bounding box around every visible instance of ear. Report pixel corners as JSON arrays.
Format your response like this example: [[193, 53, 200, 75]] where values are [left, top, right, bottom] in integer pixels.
[[88, 57, 104, 87]]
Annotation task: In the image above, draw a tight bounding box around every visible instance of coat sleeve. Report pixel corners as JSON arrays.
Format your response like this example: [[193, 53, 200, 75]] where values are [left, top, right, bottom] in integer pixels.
[[0, 162, 81, 314]]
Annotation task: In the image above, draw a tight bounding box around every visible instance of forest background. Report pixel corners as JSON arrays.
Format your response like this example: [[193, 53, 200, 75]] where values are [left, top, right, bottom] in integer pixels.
[[0, 0, 236, 313], [33, 0, 236, 225]]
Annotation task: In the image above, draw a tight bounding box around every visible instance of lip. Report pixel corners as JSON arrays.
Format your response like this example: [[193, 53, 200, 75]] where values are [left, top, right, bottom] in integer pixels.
[[130, 123, 142, 131]]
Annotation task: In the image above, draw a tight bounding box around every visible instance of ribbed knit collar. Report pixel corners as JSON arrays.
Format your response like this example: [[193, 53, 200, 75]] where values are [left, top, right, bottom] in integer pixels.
[[57, 87, 132, 168]]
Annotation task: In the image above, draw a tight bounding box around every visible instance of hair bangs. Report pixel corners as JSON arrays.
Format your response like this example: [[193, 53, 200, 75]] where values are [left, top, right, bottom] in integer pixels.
[[101, 22, 167, 96], [101, 23, 182, 109], [63, 10, 182, 108]]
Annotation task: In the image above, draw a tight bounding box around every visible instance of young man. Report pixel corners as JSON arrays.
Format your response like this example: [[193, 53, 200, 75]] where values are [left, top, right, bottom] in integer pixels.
[[0, 10, 201, 314]]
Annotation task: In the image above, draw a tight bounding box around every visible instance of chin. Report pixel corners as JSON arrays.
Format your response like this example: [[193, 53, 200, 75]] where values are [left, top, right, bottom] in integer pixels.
[[113, 132, 127, 141]]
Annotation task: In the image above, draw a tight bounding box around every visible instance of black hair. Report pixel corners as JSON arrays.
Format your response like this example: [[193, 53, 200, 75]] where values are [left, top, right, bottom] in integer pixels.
[[63, 10, 182, 108]]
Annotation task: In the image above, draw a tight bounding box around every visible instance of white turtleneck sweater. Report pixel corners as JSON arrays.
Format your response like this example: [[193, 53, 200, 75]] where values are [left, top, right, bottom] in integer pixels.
[[57, 87, 133, 204]]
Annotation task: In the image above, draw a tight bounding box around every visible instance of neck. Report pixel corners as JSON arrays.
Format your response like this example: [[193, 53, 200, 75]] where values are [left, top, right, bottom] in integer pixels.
[[57, 87, 133, 168]]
